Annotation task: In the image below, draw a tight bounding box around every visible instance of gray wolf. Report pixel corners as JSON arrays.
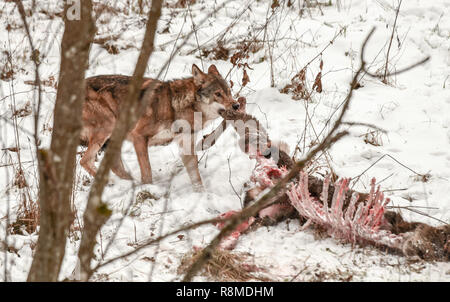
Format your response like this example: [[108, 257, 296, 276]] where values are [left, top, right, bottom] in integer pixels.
[[80, 64, 240, 191]]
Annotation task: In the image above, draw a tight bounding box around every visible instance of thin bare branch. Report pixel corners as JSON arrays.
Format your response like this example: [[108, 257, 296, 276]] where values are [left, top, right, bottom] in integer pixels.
[[78, 0, 163, 281], [383, 0, 402, 83], [13, 0, 42, 152], [27, 0, 96, 282]]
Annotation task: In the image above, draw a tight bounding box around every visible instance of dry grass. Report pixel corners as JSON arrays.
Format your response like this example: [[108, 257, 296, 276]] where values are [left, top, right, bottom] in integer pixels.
[[361, 129, 384, 147], [178, 248, 273, 281], [280, 67, 310, 100], [9, 191, 40, 235]]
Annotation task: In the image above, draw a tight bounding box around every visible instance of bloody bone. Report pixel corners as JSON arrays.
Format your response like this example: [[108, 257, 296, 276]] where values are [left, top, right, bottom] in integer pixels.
[[214, 211, 256, 250]]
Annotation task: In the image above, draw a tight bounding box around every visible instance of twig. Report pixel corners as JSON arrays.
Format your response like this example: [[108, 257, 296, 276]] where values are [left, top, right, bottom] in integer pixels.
[[365, 56, 429, 80], [382, 188, 407, 193], [225, 3, 280, 80], [375, 172, 394, 185], [289, 255, 310, 282], [301, 26, 347, 71], [162, 8, 188, 80], [382, 0, 402, 84], [351, 153, 424, 189], [0, 160, 34, 168], [387, 205, 439, 210], [187, 3, 203, 70], [160, 1, 230, 80], [227, 154, 242, 205], [388, 206, 448, 225], [342, 122, 387, 133], [1, 140, 11, 281], [14, 0, 43, 154]]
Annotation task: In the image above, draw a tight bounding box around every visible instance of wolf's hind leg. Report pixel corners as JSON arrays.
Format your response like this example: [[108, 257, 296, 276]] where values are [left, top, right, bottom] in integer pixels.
[[80, 132, 109, 177], [177, 135, 204, 192]]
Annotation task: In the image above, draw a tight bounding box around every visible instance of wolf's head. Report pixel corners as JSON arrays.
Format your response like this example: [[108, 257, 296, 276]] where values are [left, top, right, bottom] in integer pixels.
[[192, 64, 240, 119]]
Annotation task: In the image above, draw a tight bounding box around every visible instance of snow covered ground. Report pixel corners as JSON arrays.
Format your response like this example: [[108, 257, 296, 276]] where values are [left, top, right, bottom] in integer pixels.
[[0, 0, 449, 281]]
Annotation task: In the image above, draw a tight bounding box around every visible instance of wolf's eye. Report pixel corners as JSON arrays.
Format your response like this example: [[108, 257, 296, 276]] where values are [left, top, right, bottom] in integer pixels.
[[215, 92, 222, 97]]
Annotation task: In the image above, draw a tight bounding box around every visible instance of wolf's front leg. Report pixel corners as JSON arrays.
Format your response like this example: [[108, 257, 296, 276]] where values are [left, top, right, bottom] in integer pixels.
[[177, 134, 204, 192], [180, 154, 204, 192]]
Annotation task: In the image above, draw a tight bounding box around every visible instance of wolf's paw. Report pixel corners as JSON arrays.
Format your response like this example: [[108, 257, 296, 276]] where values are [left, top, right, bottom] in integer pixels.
[[192, 183, 205, 193]]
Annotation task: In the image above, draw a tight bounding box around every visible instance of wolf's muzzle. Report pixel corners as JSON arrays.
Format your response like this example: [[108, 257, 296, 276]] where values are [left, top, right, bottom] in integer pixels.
[[232, 103, 240, 110]]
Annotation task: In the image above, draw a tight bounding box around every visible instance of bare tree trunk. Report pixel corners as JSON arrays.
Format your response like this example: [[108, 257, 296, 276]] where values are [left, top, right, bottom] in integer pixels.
[[77, 0, 163, 281], [27, 1, 96, 282]]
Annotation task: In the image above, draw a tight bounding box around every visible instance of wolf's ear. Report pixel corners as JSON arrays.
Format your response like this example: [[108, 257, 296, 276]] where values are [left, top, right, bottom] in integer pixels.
[[208, 64, 220, 76], [192, 64, 205, 85], [237, 96, 247, 112]]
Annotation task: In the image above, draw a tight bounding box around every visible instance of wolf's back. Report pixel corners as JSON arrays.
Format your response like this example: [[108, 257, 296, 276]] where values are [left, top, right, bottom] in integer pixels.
[[86, 75, 131, 91]]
